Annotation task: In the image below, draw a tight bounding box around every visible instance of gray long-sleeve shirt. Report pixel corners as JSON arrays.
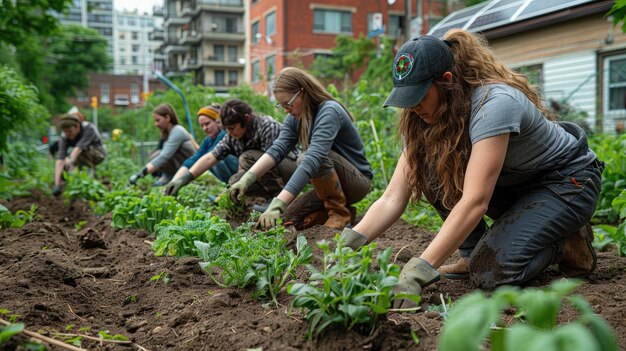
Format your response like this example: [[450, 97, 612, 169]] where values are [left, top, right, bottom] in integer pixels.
[[150, 124, 196, 169], [265, 100, 373, 196]]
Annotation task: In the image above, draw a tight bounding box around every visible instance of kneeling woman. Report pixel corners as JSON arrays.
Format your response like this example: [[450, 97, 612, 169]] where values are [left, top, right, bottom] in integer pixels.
[[340, 30, 603, 306], [129, 103, 197, 185], [229, 67, 373, 230]]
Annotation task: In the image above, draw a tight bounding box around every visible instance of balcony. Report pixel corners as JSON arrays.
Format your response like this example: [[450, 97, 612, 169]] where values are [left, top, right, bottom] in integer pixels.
[[199, 57, 244, 69], [190, 0, 244, 16], [162, 42, 189, 55], [197, 30, 245, 42], [180, 30, 201, 45]]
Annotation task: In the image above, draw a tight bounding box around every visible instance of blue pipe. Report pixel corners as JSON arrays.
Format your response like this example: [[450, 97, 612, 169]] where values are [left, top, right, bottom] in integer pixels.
[[154, 72, 195, 139]]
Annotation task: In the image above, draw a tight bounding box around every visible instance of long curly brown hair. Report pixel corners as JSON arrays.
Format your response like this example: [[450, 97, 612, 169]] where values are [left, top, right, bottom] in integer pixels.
[[400, 29, 555, 210]]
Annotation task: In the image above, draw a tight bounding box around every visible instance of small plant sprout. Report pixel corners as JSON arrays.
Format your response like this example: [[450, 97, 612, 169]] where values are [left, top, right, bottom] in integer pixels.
[[74, 220, 88, 230], [150, 272, 170, 285]]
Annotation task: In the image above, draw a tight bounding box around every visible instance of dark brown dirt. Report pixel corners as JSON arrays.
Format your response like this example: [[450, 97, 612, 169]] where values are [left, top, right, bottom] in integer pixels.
[[1, 192, 625, 350]]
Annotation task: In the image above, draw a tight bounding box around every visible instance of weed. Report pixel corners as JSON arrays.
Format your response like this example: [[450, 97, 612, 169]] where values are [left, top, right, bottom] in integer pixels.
[[150, 272, 169, 285], [74, 221, 88, 231]]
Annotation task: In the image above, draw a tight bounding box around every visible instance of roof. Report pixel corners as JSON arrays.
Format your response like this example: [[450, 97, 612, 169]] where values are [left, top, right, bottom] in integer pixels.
[[428, 0, 608, 38]]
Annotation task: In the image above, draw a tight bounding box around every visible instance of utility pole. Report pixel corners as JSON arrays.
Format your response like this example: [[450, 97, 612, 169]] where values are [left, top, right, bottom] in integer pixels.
[[405, 0, 412, 41]]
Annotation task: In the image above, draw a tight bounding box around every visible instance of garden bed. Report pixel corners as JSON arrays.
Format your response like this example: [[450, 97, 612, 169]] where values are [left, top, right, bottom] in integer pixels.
[[1, 192, 625, 350]]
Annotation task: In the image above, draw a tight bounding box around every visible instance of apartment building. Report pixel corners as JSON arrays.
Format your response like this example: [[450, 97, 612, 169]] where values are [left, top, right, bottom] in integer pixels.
[[160, 0, 245, 92], [114, 11, 163, 75]]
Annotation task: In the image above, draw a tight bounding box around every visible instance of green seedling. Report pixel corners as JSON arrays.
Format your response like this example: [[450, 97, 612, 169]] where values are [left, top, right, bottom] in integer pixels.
[[74, 221, 88, 231], [150, 272, 169, 285], [215, 193, 245, 218], [112, 192, 184, 234], [0, 204, 37, 230], [0, 322, 24, 344], [64, 324, 75, 331], [124, 295, 138, 304], [97, 330, 129, 341], [78, 326, 91, 333]]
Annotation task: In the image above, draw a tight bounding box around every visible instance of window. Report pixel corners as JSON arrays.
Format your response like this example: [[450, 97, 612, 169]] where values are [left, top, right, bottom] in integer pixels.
[[252, 60, 260, 82], [266, 55, 276, 79], [132, 32, 138, 40], [132, 56, 138, 64], [120, 57, 125, 65], [251, 21, 260, 44], [226, 17, 237, 33], [228, 46, 237, 62], [604, 55, 626, 112], [215, 70, 225, 86], [265, 11, 276, 37], [132, 44, 139, 52], [128, 18, 136, 26], [130, 84, 139, 104], [119, 33, 125, 40], [228, 70, 238, 86], [100, 84, 110, 104], [388, 15, 404, 37], [314, 9, 352, 33], [214, 45, 224, 61]]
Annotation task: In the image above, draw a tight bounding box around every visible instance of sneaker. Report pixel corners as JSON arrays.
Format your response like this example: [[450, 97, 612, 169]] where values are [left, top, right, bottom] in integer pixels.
[[558, 224, 597, 278]]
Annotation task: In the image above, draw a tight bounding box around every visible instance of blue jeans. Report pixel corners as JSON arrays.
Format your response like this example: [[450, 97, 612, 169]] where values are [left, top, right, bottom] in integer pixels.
[[209, 155, 238, 184], [433, 159, 604, 289]]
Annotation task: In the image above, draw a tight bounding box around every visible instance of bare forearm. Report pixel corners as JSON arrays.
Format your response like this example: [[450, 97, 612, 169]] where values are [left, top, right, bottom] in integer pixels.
[[248, 153, 276, 179], [188, 153, 217, 178], [54, 160, 65, 185], [420, 198, 486, 268], [68, 147, 82, 163], [353, 195, 407, 241], [171, 166, 189, 181]]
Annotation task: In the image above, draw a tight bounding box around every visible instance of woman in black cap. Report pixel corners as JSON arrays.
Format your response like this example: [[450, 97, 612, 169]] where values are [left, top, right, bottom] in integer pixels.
[[340, 29, 604, 308]]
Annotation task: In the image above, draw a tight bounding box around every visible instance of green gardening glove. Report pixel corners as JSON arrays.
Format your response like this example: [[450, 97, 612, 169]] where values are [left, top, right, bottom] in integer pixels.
[[392, 257, 440, 310], [257, 197, 287, 229], [229, 171, 257, 203], [340, 227, 369, 251], [164, 171, 194, 196]]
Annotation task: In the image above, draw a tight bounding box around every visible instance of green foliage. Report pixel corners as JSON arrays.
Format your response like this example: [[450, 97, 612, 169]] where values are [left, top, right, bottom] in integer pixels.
[[593, 190, 626, 256], [63, 170, 107, 202], [0, 65, 48, 152], [46, 25, 110, 111], [608, 0, 626, 34], [439, 280, 618, 351], [97, 330, 129, 341], [589, 134, 626, 223], [215, 192, 245, 218], [0, 204, 37, 230], [93, 187, 142, 216], [248, 235, 313, 307], [0, 322, 24, 344], [287, 237, 405, 339], [111, 192, 184, 233], [549, 99, 593, 135], [153, 213, 233, 257], [176, 175, 223, 209], [0, 0, 70, 46]]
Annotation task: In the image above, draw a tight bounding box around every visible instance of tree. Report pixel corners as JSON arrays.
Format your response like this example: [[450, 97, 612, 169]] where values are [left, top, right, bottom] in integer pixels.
[[0, 0, 72, 46], [0, 65, 48, 152], [608, 0, 626, 33], [46, 25, 111, 112]]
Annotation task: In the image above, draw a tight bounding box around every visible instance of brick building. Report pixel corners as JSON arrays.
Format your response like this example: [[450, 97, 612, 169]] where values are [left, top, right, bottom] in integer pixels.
[[72, 73, 168, 111], [247, 0, 454, 95]]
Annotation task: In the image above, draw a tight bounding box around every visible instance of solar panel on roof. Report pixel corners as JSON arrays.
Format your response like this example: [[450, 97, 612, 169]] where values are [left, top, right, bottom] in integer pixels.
[[467, 6, 518, 30], [428, 0, 596, 36]]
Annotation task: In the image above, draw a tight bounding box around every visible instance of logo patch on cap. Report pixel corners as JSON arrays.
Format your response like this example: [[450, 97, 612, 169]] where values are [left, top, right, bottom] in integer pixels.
[[394, 54, 414, 80]]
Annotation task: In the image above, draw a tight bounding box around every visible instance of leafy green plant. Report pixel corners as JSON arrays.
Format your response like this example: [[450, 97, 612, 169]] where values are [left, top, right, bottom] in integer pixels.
[[93, 187, 142, 216], [150, 272, 170, 285], [153, 213, 229, 257], [593, 189, 626, 256], [215, 192, 245, 218], [287, 237, 408, 339], [112, 192, 184, 233], [439, 279, 618, 351], [0, 322, 24, 344], [589, 134, 626, 223], [63, 170, 107, 202], [247, 235, 313, 307], [0, 204, 37, 230], [97, 330, 129, 341]]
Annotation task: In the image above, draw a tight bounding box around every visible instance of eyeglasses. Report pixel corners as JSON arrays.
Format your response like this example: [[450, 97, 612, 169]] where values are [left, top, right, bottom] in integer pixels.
[[275, 90, 300, 110]]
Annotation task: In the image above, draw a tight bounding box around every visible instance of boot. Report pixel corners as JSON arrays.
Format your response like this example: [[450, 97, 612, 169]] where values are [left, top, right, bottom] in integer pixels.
[[302, 210, 328, 229], [559, 224, 597, 278], [310, 170, 351, 229], [438, 257, 469, 280]]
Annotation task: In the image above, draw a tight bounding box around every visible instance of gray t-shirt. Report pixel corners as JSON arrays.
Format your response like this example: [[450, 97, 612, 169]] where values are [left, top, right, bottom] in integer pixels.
[[150, 124, 195, 169], [469, 84, 596, 186], [266, 100, 373, 196], [58, 121, 105, 159]]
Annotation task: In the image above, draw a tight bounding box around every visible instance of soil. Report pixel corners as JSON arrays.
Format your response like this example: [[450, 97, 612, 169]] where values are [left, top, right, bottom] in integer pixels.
[[1, 191, 625, 351]]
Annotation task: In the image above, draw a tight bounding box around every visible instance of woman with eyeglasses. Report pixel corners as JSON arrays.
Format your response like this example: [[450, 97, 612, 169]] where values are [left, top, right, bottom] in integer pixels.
[[164, 99, 298, 204], [229, 67, 373, 230]]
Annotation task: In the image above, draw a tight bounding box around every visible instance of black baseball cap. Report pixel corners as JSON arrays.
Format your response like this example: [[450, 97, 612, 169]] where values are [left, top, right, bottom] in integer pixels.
[[383, 35, 454, 109]]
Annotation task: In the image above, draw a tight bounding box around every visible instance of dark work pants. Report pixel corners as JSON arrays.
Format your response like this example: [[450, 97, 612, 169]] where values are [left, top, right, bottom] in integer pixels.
[[433, 159, 604, 289]]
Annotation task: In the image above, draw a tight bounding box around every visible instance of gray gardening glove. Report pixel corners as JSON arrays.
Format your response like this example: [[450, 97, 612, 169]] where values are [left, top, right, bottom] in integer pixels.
[[129, 167, 148, 185], [164, 171, 194, 196], [229, 171, 257, 203], [257, 197, 287, 229], [339, 227, 369, 251], [392, 257, 440, 310]]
